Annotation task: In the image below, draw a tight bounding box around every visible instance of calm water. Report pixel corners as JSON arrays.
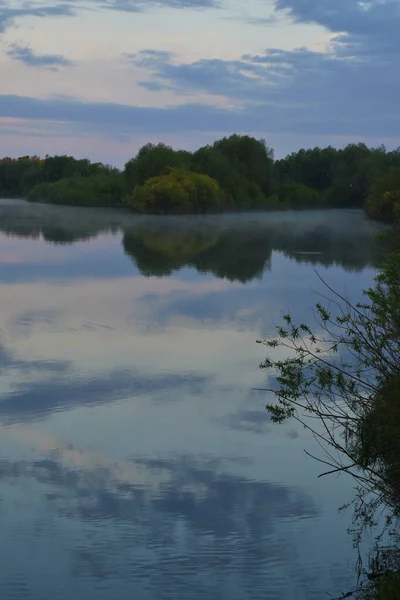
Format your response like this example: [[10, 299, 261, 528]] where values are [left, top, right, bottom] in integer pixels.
[[0, 200, 385, 600]]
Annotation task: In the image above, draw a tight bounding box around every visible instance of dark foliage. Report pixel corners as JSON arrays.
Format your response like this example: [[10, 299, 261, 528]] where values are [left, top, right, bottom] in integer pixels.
[[1, 138, 400, 215]]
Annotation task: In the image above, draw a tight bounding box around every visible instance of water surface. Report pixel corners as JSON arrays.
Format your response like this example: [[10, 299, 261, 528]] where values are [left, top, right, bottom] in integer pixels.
[[0, 201, 385, 600]]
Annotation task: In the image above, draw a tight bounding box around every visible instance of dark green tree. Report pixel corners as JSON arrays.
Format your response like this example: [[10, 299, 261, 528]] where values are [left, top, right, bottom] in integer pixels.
[[28, 171, 126, 207], [275, 146, 337, 192], [212, 134, 274, 197], [365, 167, 400, 223], [277, 182, 324, 207], [124, 143, 191, 188], [191, 145, 266, 208]]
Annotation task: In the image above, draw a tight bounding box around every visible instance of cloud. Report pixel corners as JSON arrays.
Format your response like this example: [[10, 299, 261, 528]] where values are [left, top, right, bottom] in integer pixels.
[[0, 94, 250, 136], [275, 0, 400, 39], [0, 4, 75, 32], [99, 0, 220, 10], [220, 406, 272, 434], [242, 15, 281, 26], [1, 88, 370, 143], [131, 50, 261, 99], [0, 0, 219, 33], [0, 365, 212, 422], [7, 44, 75, 70], [121, 0, 400, 140], [1, 1, 399, 149], [0, 451, 321, 596], [0, 341, 69, 376]]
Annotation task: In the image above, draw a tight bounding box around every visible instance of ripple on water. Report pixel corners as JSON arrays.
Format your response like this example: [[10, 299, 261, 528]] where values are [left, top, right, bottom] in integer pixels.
[[0, 208, 371, 599]]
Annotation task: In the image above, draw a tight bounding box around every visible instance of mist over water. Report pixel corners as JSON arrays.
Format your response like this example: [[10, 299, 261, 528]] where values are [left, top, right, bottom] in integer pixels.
[[0, 201, 386, 599]]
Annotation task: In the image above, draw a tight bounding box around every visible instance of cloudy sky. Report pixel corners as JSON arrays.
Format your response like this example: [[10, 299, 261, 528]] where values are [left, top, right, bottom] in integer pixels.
[[0, 0, 399, 165]]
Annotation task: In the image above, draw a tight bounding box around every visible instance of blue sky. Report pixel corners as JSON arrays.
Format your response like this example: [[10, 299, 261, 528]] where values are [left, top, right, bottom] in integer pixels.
[[0, 0, 399, 165]]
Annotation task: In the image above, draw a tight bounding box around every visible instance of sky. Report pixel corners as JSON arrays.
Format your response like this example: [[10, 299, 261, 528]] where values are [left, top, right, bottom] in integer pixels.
[[0, 0, 399, 166]]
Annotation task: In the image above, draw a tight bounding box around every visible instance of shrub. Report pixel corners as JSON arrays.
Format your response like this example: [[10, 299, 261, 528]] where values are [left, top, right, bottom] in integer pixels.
[[127, 168, 225, 214], [28, 173, 126, 207]]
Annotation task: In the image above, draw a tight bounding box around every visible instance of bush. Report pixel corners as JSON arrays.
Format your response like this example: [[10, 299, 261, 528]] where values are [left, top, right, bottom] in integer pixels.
[[28, 173, 126, 207], [127, 168, 225, 214]]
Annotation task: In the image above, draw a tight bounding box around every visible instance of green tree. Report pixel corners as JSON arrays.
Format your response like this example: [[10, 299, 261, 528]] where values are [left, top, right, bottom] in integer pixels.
[[212, 134, 274, 197], [275, 146, 337, 192], [365, 168, 400, 223], [274, 144, 391, 210], [124, 143, 191, 188], [277, 182, 323, 207], [191, 145, 267, 209], [28, 172, 126, 207], [4, 140, 400, 217], [0, 154, 115, 199], [0, 156, 43, 196], [127, 167, 225, 214], [42, 155, 99, 182], [326, 145, 379, 208]]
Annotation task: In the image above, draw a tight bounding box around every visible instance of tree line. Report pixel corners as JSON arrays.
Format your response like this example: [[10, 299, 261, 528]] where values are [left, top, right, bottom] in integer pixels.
[[1, 136, 399, 219]]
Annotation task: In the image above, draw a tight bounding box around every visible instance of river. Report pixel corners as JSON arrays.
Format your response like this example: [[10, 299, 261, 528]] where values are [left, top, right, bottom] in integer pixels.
[[0, 200, 385, 600]]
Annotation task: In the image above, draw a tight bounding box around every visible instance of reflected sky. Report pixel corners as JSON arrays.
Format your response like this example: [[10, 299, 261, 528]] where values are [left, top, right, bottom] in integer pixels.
[[0, 447, 337, 600], [0, 201, 386, 600]]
